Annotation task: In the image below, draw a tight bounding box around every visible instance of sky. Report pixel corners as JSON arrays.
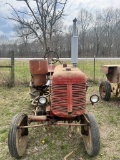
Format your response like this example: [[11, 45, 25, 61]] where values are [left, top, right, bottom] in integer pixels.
[[0, 0, 120, 40]]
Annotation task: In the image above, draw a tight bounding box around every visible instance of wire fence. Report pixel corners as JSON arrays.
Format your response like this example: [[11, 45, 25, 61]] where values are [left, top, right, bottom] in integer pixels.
[[0, 58, 120, 86]]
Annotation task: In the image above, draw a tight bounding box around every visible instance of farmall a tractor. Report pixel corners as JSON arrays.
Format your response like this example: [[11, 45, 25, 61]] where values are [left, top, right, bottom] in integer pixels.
[[99, 65, 120, 101], [8, 19, 100, 158]]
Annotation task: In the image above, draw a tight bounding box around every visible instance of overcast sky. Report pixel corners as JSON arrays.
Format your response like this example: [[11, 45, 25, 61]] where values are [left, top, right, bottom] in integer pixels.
[[0, 0, 120, 40]]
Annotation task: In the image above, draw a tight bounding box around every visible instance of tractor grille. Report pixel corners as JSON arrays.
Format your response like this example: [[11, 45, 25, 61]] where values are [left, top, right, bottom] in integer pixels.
[[51, 84, 86, 117]]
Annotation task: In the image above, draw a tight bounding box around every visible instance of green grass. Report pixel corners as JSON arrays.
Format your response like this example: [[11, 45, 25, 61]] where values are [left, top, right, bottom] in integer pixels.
[[0, 60, 30, 86]]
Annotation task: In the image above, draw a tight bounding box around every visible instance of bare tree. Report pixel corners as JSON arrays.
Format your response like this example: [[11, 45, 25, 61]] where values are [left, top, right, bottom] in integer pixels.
[[96, 8, 120, 57], [7, 0, 67, 52], [93, 12, 105, 57], [77, 9, 93, 56], [101, 8, 115, 56], [14, 24, 31, 46], [14, 23, 32, 56], [112, 9, 120, 56]]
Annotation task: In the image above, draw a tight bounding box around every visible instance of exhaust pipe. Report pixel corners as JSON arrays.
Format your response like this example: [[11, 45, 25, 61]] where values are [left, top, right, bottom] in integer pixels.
[[71, 18, 78, 67]]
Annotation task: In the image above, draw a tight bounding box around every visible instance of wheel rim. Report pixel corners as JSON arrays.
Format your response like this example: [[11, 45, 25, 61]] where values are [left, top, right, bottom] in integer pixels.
[[82, 126, 92, 154], [16, 117, 28, 156], [100, 85, 106, 98]]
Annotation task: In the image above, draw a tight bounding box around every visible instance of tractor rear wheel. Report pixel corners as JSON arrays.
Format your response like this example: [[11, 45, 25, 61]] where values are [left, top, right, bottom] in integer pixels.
[[8, 113, 28, 158], [81, 113, 100, 157], [99, 81, 111, 101]]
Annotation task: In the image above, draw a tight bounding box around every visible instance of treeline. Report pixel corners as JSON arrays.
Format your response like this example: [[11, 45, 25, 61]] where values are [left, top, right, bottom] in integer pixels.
[[1, 8, 120, 58]]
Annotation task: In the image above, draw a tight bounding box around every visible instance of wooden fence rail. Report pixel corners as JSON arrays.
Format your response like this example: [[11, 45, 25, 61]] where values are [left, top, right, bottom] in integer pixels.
[[0, 50, 15, 87]]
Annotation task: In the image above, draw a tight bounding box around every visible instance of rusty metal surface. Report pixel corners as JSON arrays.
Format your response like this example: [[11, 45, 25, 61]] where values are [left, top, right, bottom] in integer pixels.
[[110, 83, 118, 95], [31, 74, 46, 86], [51, 65, 86, 118], [51, 84, 86, 117], [18, 122, 87, 129], [29, 59, 48, 75], [48, 64, 55, 73], [28, 115, 47, 122], [101, 65, 120, 83], [29, 60, 48, 86], [110, 83, 120, 96], [67, 84, 72, 113], [52, 65, 87, 84], [100, 65, 109, 74]]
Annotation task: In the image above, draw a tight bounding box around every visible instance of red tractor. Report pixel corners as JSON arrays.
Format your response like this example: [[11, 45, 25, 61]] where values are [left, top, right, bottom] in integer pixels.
[[8, 51, 100, 158]]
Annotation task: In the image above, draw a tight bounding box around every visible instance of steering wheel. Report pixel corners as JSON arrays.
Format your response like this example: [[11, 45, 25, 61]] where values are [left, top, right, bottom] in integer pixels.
[[44, 51, 61, 64]]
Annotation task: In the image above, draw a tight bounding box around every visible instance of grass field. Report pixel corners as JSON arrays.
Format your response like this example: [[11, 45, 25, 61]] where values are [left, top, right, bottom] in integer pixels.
[[0, 60, 120, 159], [1, 58, 120, 86]]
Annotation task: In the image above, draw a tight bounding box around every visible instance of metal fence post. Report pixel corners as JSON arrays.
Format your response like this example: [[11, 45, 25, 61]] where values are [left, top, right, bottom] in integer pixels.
[[11, 50, 15, 87], [94, 55, 95, 82]]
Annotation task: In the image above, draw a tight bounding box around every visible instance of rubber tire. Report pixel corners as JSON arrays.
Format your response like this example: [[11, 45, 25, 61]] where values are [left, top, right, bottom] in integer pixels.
[[8, 113, 28, 158], [99, 81, 111, 101], [81, 113, 100, 157]]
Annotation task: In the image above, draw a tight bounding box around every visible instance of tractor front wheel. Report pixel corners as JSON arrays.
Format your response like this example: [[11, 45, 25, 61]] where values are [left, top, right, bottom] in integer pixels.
[[81, 113, 100, 157], [8, 113, 28, 158], [99, 81, 111, 101]]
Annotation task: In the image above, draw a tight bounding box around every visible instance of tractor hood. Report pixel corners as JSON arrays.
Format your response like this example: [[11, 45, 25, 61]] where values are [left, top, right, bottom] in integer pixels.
[[52, 65, 87, 84]]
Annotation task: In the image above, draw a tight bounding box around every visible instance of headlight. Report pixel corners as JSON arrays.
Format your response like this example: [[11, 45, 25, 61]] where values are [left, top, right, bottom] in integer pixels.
[[39, 97, 47, 104], [90, 95, 99, 103]]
